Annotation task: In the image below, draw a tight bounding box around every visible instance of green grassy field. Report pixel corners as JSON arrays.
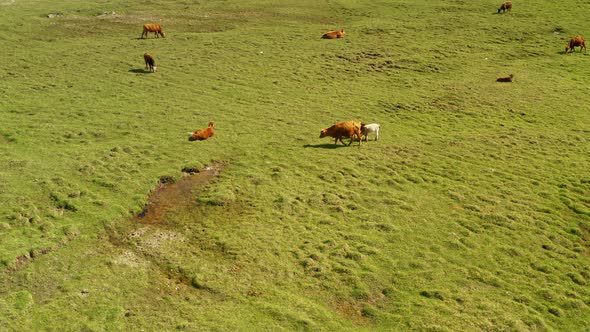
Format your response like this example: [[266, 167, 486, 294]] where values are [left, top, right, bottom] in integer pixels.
[[1, 0, 589, 330]]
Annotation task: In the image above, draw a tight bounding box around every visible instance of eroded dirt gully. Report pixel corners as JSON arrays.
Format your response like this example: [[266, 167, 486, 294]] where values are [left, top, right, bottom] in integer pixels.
[[2, 164, 225, 275], [105, 163, 227, 292], [133, 163, 224, 224]]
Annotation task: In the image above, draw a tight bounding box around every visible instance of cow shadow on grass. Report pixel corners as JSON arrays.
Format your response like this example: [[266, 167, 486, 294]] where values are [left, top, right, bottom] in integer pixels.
[[303, 143, 350, 149], [129, 69, 152, 74], [559, 51, 587, 55]]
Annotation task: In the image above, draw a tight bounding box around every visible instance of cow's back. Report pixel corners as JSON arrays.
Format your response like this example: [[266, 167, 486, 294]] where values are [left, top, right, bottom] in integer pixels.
[[144, 24, 162, 32]]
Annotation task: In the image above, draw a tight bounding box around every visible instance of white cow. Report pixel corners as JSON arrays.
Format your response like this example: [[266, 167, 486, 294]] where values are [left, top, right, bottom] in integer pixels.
[[360, 123, 380, 141]]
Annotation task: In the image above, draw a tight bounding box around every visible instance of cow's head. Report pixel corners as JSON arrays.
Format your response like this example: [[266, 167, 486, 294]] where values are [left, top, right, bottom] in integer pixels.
[[160, 31, 166, 38], [319, 129, 328, 138]]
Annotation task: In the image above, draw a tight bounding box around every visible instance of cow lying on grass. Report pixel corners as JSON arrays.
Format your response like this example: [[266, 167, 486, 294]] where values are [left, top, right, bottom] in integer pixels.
[[141, 24, 165, 38], [565, 36, 587, 53], [144, 53, 156, 72], [496, 74, 513, 82], [322, 29, 345, 39], [361, 123, 380, 141], [319, 121, 361, 146], [498, 1, 512, 13], [189, 122, 215, 141]]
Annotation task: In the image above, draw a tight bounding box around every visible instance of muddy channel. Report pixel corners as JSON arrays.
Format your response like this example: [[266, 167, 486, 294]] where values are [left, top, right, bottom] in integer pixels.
[[132, 164, 223, 224]]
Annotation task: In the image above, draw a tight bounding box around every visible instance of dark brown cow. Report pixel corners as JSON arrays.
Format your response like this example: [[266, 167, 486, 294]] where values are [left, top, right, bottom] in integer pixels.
[[321, 29, 345, 39], [565, 36, 587, 53], [143, 53, 156, 72], [189, 122, 215, 141], [496, 74, 514, 82], [319, 120, 361, 146], [141, 24, 165, 38], [498, 2, 512, 13]]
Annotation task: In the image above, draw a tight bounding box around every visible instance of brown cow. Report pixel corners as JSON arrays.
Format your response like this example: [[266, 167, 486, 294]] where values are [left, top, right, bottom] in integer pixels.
[[498, 2, 512, 13], [322, 29, 345, 39], [141, 24, 165, 38], [189, 122, 215, 141], [565, 36, 587, 53], [319, 120, 362, 146], [496, 74, 514, 82], [143, 53, 156, 72]]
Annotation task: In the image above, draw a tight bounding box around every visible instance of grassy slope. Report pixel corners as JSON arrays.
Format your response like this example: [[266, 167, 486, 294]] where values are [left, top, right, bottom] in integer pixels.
[[1, 0, 589, 330]]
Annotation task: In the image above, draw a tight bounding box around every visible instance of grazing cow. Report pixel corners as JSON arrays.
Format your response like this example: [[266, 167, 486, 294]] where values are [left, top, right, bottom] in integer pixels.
[[141, 24, 165, 38], [360, 123, 380, 141], [319, 120, 362, 146], [565, 36, 587, 53], [189, 122, 215, 141], [497, 1, 512, 13], [322, 29, 345, 39], [144, 53, 156, 72], [496, 74, 514, 82]]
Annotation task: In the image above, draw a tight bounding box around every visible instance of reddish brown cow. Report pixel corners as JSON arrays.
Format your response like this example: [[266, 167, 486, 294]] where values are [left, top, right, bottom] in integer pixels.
[[322, 29, 345, 39], [498, 2, 512, 13], [319, 121, 362, 146], [189, 122, 215, 141], [141, 24, 165, 38], [496, 74, 514, 82], [143, 53, 156, 72], [565, 36, 587, 53]]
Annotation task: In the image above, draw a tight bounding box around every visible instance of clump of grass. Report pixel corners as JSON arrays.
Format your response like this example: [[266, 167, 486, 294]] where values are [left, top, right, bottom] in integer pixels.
[[567, 273, 587, 286], [50, 193, 77, 212], [6, 291, 34, 311], [190, 276, 206, 289], [197, 189, 236, 206], [420, 290, 445, 301], [361, 304, 379, 317]]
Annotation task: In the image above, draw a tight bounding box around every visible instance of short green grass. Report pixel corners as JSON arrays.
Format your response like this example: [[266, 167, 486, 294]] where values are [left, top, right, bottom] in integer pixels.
[[1, 0, 589, 330]]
